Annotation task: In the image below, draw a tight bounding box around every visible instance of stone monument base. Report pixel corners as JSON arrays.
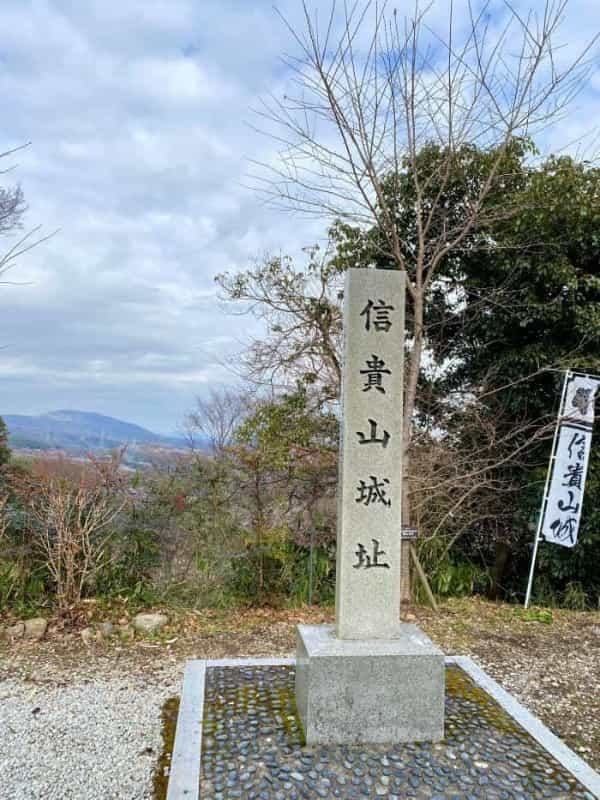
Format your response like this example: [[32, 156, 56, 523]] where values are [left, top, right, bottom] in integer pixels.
[[295, 623, 444, 745]]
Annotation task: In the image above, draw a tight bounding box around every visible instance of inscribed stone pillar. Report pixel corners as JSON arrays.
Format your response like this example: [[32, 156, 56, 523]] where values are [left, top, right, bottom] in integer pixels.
[[295, 267, 444, 746], [335, 268, 405, 640]]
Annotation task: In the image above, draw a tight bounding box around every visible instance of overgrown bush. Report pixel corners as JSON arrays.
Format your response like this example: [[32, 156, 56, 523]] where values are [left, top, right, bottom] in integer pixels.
[[1, 454, 126, 614], [415, 536, 490, 601], [1, 383, 597, 615], [229, 526, 334, 606]]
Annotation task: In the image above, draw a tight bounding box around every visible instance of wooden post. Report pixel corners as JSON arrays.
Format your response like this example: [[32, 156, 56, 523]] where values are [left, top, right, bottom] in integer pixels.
[[410, 545, 438, 612]]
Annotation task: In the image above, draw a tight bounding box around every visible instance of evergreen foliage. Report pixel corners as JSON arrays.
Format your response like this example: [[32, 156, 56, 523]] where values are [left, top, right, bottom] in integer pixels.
[[331, 145, 600, 605]]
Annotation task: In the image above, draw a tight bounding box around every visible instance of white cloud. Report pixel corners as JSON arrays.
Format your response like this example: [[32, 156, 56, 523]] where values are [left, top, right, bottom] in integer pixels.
[[0, 0, 598, 431]]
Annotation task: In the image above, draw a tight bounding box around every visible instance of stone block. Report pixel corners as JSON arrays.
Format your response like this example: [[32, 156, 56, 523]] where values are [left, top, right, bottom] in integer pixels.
[[335, 269, 406, 640], [23, 617, 47, 641], [132, 612, 168, 634], [295, 624, 444, 744], [6, 622, 25, 640]]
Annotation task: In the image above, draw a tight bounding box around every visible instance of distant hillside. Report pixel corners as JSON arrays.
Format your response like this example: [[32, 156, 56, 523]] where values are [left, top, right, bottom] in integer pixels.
[[3, 410, 187, 453]]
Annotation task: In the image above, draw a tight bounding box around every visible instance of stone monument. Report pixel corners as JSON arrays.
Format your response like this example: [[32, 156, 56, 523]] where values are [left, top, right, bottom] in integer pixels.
[[295, 268, 444, 745]]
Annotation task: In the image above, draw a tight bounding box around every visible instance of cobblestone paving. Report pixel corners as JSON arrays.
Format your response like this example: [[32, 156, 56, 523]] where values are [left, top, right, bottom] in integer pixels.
[[200, 665, 594, 799]]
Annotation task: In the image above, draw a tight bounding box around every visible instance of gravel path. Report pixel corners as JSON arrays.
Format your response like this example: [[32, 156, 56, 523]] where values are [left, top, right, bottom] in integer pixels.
[[0, 672, 180, 799]]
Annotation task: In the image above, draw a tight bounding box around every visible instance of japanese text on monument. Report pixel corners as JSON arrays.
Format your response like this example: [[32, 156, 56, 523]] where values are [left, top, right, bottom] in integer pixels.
[[335, 270, 405, 640]]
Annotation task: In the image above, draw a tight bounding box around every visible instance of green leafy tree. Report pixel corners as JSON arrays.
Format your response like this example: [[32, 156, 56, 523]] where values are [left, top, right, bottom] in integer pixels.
[[446, 156, 600, 603], [222, 138, 600, 605], [232, 390, 338, 604], [333, 148, 600, 603], [440, 155, 600, 411], [253, 0, 596, 602], [217, 251, 343, 403]]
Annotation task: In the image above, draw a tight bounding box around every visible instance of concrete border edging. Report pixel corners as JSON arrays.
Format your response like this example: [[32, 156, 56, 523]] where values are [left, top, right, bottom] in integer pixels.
[[166, 660, 206, 800], [206, 657, 294, 667], [166, 655, 600, 800]]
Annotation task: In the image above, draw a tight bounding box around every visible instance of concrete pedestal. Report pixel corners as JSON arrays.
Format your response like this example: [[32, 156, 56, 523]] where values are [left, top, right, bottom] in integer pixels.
[[295, 624, 444, 745]]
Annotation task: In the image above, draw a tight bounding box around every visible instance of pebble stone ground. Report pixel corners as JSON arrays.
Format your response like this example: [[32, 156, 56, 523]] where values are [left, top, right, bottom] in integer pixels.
[[200, 665, 595, 800], [0, 674, 178, 799]]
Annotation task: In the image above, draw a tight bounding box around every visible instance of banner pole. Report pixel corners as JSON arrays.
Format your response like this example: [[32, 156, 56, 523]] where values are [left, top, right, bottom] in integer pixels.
[[524, 370, 571, 609]]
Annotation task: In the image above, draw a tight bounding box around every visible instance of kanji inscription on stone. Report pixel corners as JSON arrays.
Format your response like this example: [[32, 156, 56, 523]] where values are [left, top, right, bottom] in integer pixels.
[[335, 269, 405, 640]]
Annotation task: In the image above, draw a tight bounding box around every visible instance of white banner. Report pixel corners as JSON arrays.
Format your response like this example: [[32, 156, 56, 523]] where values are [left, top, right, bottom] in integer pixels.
[[541, 423, 593, 547], [541, 374, 599, 548]]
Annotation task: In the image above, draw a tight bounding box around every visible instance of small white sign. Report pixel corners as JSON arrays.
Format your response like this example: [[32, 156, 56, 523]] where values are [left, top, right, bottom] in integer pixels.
[[401, 527, 419, 540]]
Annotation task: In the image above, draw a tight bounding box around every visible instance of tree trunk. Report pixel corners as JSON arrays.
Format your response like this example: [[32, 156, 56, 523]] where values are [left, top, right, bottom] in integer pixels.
[[489, 540, 512, 601], [400, 289, 424, 607]]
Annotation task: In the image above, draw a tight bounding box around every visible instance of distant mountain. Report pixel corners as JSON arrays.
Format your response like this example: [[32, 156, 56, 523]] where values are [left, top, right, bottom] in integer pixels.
[[3, 410, 188, 453]]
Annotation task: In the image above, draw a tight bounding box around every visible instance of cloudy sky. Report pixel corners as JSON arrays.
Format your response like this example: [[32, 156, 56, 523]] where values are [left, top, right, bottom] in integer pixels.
[[0, 0, 598, 433]]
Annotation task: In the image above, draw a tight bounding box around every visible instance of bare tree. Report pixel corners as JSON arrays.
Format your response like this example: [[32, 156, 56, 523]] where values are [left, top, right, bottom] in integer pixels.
[[251, 0, 598, 601], [217, 246, 343, 402], [0, 494, 8, 541], [0, 145, 54, 283], [15, 454, 126, 612], [185, 386, 253, 455]]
